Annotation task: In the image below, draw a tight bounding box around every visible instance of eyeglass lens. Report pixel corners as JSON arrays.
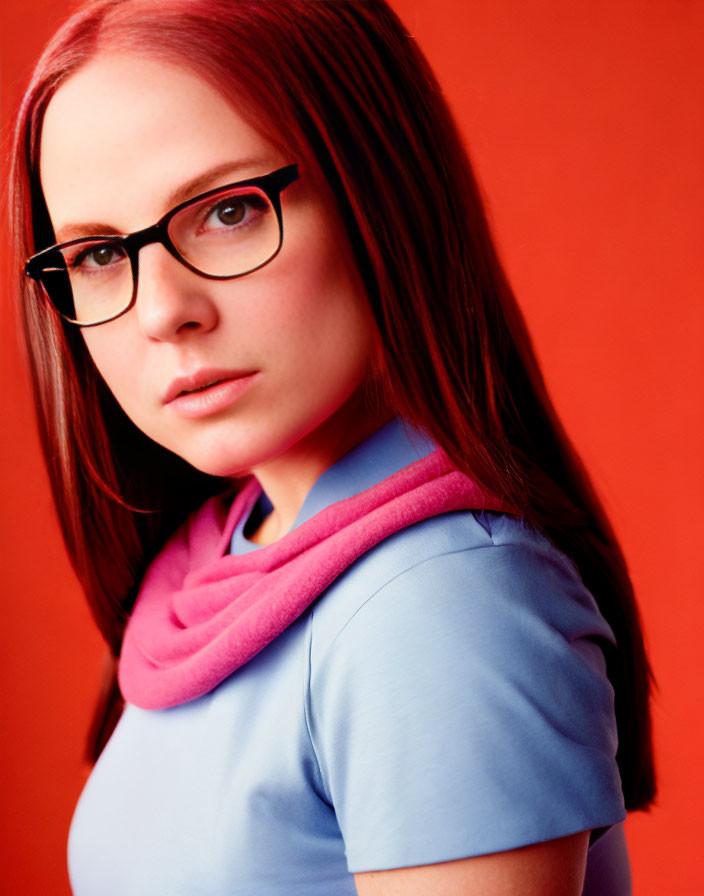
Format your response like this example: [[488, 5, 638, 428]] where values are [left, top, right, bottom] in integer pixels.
[[40, 184, 280, 325]]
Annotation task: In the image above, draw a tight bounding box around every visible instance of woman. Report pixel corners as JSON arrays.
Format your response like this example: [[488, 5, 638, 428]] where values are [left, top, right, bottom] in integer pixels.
[[11, 0, 655, 893]]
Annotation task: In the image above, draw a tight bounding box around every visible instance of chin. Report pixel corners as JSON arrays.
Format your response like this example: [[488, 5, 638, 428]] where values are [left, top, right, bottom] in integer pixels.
[[167, 430, 268, 480], [178, 450, 253, 480]]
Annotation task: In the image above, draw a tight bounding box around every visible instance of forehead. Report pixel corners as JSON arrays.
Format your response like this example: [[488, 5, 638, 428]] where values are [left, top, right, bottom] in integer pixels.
[[39, 53, 284, 234]]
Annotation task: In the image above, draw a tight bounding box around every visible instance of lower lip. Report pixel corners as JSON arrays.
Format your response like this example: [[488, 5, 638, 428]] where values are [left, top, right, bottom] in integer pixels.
[[166, 372, 260, 419]]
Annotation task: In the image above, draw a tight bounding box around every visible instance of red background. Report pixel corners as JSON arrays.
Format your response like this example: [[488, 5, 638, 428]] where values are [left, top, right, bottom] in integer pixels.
[[1, 1, 702, 893]]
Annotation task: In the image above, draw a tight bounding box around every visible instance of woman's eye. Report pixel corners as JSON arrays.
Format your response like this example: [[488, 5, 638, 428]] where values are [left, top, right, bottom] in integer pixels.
[[71, 243, 125, 270], [90, 246, 118, 265], [205, 198, 248, 229]]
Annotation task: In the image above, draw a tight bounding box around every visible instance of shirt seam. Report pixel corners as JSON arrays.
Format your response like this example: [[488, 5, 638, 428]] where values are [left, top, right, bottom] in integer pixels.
[[321, 540, 556, 660], [303, 611, 333, 805]]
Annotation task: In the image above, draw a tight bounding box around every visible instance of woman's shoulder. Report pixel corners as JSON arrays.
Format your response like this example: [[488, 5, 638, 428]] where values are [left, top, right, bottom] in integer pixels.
[[309, 508, 615, 670], [305, 508, 626, 868]]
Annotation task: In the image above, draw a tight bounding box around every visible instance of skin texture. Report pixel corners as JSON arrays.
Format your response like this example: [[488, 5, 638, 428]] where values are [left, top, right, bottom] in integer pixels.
[[39, 53, 390, 543], [40, 53, 594, 894]]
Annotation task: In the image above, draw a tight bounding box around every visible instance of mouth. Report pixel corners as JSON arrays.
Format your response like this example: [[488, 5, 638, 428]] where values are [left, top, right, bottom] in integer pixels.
[[164, 370, 260, 420], [163, 368, 258, 405], [177, 378, 229, 397]]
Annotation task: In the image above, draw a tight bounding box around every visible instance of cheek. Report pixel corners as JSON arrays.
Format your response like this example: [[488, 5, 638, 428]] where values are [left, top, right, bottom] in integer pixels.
[[81, 324, 145, 410], [262, 210, 376, 374], [269, 268, 374, 397]]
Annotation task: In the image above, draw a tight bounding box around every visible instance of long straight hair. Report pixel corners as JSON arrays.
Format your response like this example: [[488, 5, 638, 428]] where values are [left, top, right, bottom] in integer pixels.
[[10, 0, 656, 810]]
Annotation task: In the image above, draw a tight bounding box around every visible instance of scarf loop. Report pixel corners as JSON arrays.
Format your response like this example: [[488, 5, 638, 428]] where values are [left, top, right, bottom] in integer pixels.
[[118, 447, 512, 709]]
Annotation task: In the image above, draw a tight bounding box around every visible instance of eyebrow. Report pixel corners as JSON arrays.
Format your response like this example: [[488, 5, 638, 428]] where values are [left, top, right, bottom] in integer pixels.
[[53, 156, 282, 243]]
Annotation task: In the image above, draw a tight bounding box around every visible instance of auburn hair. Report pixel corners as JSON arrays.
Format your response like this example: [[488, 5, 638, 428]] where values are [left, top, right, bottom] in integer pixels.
[[10, 0, 656, 810]]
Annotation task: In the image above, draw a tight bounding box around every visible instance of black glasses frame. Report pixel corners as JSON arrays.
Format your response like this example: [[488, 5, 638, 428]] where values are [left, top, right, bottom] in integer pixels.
[[25, 163, 299, 327]]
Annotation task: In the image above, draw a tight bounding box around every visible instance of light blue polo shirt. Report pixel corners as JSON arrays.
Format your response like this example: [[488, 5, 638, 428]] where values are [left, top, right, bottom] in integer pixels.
[[68, 416, 630, 894]]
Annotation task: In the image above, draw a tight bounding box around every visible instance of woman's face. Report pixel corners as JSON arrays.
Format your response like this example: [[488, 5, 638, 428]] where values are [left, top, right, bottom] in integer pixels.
[[39, 54, 382, 478]]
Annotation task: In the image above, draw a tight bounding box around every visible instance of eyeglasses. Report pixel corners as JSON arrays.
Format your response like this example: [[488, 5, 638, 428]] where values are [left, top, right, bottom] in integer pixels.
[[25, 163, 299, 327]]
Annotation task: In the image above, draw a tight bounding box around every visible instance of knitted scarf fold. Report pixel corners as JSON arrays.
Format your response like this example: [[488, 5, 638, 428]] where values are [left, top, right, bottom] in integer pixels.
[[118, 447, 512, 709]]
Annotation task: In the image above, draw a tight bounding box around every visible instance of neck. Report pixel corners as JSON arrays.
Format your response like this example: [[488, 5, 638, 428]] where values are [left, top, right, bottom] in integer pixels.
[[246, 393, 395, 546]]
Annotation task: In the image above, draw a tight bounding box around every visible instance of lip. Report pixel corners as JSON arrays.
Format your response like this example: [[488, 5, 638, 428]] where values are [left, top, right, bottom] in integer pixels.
[[164, 368, 260, 419]]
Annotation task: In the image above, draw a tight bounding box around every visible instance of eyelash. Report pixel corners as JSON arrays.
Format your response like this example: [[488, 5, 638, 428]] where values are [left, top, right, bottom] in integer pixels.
[[195, 194, 269, 236], [68, 243, 125, 271]]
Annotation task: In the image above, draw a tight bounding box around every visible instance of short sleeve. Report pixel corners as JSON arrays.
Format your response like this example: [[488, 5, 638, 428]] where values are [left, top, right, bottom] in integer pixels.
[[306, 538, 627, 872]]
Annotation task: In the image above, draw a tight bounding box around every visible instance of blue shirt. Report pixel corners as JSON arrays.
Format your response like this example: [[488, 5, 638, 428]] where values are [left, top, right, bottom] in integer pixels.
[[68, 417, 630, 894]]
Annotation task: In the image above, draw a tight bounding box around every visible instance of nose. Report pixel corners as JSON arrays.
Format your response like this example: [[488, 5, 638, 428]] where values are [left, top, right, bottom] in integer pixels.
[[134, 243, 219, 341]]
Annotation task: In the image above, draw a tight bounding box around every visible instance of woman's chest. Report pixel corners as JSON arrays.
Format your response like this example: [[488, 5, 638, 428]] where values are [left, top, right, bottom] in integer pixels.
[[67, 614, 355, 896]]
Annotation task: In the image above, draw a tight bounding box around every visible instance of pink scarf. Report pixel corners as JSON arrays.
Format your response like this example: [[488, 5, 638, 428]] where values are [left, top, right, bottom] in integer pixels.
[[118, 446, 512, 709]]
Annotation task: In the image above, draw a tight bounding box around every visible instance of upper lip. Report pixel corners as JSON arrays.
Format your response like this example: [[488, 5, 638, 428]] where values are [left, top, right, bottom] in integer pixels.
[[163, 368, 257, 404]]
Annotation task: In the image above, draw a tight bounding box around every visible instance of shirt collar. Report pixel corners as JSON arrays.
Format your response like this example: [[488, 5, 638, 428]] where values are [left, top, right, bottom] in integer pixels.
[[230, 416, 438, 554]]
